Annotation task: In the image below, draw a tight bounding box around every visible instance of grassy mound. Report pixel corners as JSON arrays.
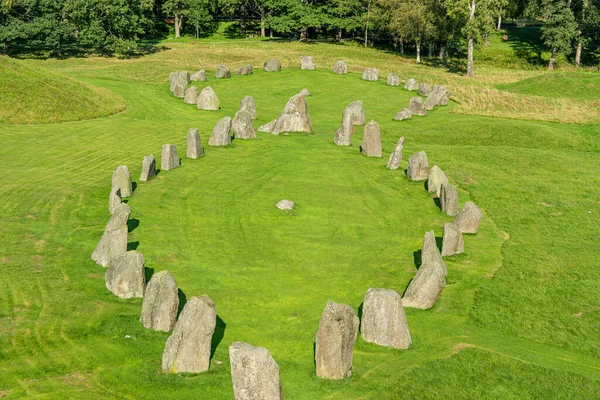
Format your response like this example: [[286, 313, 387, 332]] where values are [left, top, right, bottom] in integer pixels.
[[0, 56, 126, 124], [497, 71, 600, 101]]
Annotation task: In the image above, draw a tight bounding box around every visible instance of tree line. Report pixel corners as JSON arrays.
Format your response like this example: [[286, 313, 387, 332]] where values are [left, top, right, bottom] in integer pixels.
[[1, 0, 598, 75]]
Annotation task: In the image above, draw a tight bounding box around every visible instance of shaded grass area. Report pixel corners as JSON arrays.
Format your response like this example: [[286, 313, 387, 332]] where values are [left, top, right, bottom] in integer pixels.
[[497, 71, 600, 100]]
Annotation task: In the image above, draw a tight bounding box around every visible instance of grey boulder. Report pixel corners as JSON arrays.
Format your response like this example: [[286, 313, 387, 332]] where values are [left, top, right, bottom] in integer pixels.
[[428, 165, 448, 197], [344, 101, 365, 125], [387, 73, 400, 86], [409, 97, 427, 116], [91, 224, 127, 267], [421, 230, 447, 277], [139, 155, 156, 182], [362, 68, 379, 81], [300, 56, 316, 70], [161, 144, 180, 171], [263, 58, 281, 72], [441, 222, 464, 256], [404, 78, 418, 91], [333, 60, 347, 74], [190, 69, 206, 81], [425, 85, 451, 110], [140, 270, 179, 332], [215, 64, 231, 78], [105, 250, 145, 299], [237, 64, 253, 75], [187, 128, 204, 159], [394, 108, 413, 121], [230, 342, 282, 400], [440, 183, 459, 216], [240, 95, 257, 119], [453, 202, 482, 234], [109, 188, 122, 214], [112, 165, 132, 198], [177, 71, 191, 86], [276, 200, 295, 211], [387, 137, 405, 170], [361, 288, 411, 349], [173, 84, 185, 98], [209, 117, 232, 146], [407, 151, 429, 181], [418, 82, 432, 96], [298, 88, 311, 97], [271, 94, 312, 135], [197, 86, 220, 110], [232, 110, 256, 139], [333, 109, 353, 146], [402, 261, 446, 309], [361, 120, 382, 157], [257, 119, 277, 133], [183, 86, 199, 104]]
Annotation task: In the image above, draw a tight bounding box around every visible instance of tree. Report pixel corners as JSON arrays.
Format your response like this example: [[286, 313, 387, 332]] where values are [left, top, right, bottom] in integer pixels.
[[572, 0, 600, 66], [540, 0, 577, 70], [163, 0, 186, 37], [267, 0, 325, 40], [185, 0, 214, 38], [326, 0, 365, 41]]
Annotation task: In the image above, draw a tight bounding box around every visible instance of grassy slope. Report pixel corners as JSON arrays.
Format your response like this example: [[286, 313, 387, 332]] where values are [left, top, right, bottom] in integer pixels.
[[0, 56, 125, 124]]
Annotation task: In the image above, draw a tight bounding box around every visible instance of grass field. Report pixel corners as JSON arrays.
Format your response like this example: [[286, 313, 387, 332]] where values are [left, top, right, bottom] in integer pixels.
[[1, 33, 600, 398]]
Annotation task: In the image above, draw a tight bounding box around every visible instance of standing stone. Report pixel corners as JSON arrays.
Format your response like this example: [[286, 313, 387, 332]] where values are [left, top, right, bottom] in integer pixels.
[[209, 117, 232, 146], [404, 78, 418, 91], [162, 295, 216, 374], [139, 155, 156, 182], [425, 85, 451, 110], [298, 88, 311, 97], [361, 288, 411, 349], [187, 128, 204, 159], [161, 144, 180, 171], [173, 84, 185, 98], [240, 96, 257, 119], [105, 250, 145, 299], [428, 165, 448, 197], [440, 183, 459, 216], [197, 86, 220, 110], [402, 261, 446, 309], [387, 137, 405, 170], [333, 60, 348, 74], [421, 230, 447, 277], [361, 120, 382, 157], [91, 225, 127, 268], [271, 94, 312, 135], [387, 73, 400, 86], [104, 202, 131, 233], [453, 202, 482, 234], [418, 82, 432, 96], [230, 342, 282, 400], [140, 270, 179, 332], [237, 64, 253, 75], [441, 222, 464, 256], [169, 72, 178, 92], [232, 110, 256, 139], [362, 68, 379, 81], [263, 58, 281, 72], [344, 101, 365, 126], [191, 69, 206, 81], [178, 71, 191, 86], [109, 188, 121, 214], [184, 86, 199, 105], [409, 97, 427, 116], [215, 64, 231, 79], [112, 165, 132, 198], [394, 108, 412, 121], [407, 151, 429, 181], [258, 119, 277, 133], [300, 56, 316, 70], [334, 109, 353, 146], [315, 301, 359, 380]]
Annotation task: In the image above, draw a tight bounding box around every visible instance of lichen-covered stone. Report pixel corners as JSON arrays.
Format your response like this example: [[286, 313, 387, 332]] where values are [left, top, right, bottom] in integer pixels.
[[258, 119, 277, 133], [428, 165, 448, 197], [91, 225, 127, 268], [409, 97, 427, 116], [140, 270, 179, 332], [418, 82, 432, 96], [191, 69, 206, 81], [453, 202, 482, 233], [333, 60, 347, 74], [183, 86, 199, 105], [230, 342, 282, 400], [407, 151, 429, 181], [263, 58, 281, 72], [232, 110, 256, 139], [197, 86, 220, 110], [402, 261, 446, 309], [187, 128, 204, 159], [240, 96, 257, 119], [387, 137, 405, 170], [140, 155, 156, 182], [215, 64, 231, 79], [106, 250, 145, 299], [271, 94, 312, 135], [421, 230, 447, 277], [209, 117, 232, 146], [441, 222, 464, 256], [109, 188, 121, 214], [404, 78, 418, 91], [361, 120, 382, 157], [394, 108, 412, 121], [387, 73, 400, 86], [112, 165, 132, 198], [362, 68, 379, 81], [344, 101, 365, 126], [440, 183, 459, 217], [334, 109, 353, 146], [300, 56, 316, 70], [276, 200, 294, 211], [425, 85, 451, 110], [237, 64, 253, 75], [361, 288, 411, 349], [161, 144, 180, 171]]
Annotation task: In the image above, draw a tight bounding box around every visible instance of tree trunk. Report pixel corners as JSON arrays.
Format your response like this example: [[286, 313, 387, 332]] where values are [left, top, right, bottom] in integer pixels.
[[270, 29, 273, 38], [467, 36, 475, 77], [174, 15, 181, 38], [196, 24, 199, 39], [260, 12, 266, 37], [548, 47, 558, 70], [439, 45, 446, 59], [575, 41, 582, 66], [416, 39, 421, 64], [428, 43, 434, 57], [497, 14, 502, 31], [400, 39, 404, 54], [336, 28, 342, 42], [300, 27, 308, 41]]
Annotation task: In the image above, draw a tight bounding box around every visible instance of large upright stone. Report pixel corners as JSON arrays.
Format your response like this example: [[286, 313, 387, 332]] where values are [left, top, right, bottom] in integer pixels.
[[197, 86, 220, 110], [169, 72, 178, 92], [387, 137, 405, 170], [178, 71, 191, 86], [361, 120, 382, 157], [402, 261, 446, 309], [418, 82, 432, 96], [209, 117, 232, 146], [173, 84, 185, 98], [345, 101, 365, 126], [91, 225, 127, 267], [161, 144, 180, 171], [404, 78, 418, 91], [184, 86, 199, 105], [409, 97, 427, 116], [333, 60, 347, 74], [453, 202, 482, 233], [315, 301, 359, 380], [361, 288, 411, 349], [271, 94, 312, 135], [394, 108, 412, 121], [105, 250, 145, 299], [362, 68, 379, 81], [109, 188, 121, 214], [237, 64, 253, 75], [104, 202, 130, 233], [112, 165, 132, 198], [421, 230, 447, 276], [387, 73, 400, 86], [428, 165, 448, 197], [300, 56, 316, 70], [441, 222, 464, 256], [230, 342, 282, 400], [232, 110, 256, 139], [425, 85, 451, 110], [407, 151, 429, 181], [440, 183, 459, 216], [162, 295, 216, 374], [140, 155, 156, 182], [215, 64, 231, 79], [240, 96, 257, 119], [263, 58, 281, 72], [191, 69, 206, 81], [334, 109, 353, 146], [140, 270, 179, 332], [187, 128, 204, 159]]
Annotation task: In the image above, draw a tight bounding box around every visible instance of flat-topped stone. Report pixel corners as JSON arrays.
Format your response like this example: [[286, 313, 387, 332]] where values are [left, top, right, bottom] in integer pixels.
[[361, 288, 411, 349], [209, 116, 232, 146], [112, 165, 132, 198], [161, 144, 180, 171], [407, 151, 429, 181], [361, 120, 382, 157], [440, 183, 459, 216], [333, 60, 348, 74], [441, 222, 464, 256], [140, 270, 179, 332], [453, 201, 482, 233], [300, 56, 316, 70], [105, 250, 145, 299], [232, 110, 256, 139], [187, 128, 204, 159], [215, 64, 231, 78], [263, 58, 281, 72], [230, 342, 282, 400], [362, 68, 379, 81]]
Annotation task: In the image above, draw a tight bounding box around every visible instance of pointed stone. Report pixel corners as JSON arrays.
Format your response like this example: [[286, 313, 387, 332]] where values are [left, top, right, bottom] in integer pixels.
[[258, 119, 276, 133], [112, 165, 132, 198], [344, 101, 365, 125], [440, 183, 459, 216], [404, 78, 418, 91], [237, 64, 253, 75], [441, 222, 464, 256], [407, 151, 429, 181], [361, 120, 382, 157], [409, 97, 427, 116], [197, 86, 220, 110], [453, 202, 482, 234], [387, 73, 400, 86], [139, 155, 156, 182], [271, 94, 312, 135], [140, 270, 179, 332], [187, 128, 204, 159], [105, 202, 130, 233], [394, 108, 412, 121], [184, 86, 199, 104], [402, 261, 446, 309], [421, 230, 447, 277], [361, 288, 411, 349], [91, 225, 127, 268], [105, 250, 145, 299], [333, 60, 347, 74], [263, 58, 281, 72], [233, 110, 256, 139], [425, 85, 451, 110], [230, 342, 282, 400], [300, 56, 316, 70], [387, 137, 405, 170], [362, 68, 379, 81], [173, 84, 185, 98], [240, 96, 257, 119], [216, 64, 231, 78], [177, 71, 190, 86], [334, 109, 353, 146], [161, 144, 180, 171], [298, 88, 311, 97], [428, 165, 448, 197], [209, 117, 232, 146], [109, 188, 122, 214]]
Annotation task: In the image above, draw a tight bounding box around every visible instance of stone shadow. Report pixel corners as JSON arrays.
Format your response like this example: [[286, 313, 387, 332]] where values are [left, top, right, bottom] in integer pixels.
[[210, 316, 226, 360]]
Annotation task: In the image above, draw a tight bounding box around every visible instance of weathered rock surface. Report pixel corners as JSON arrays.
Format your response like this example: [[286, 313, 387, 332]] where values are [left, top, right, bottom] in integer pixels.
[[240, 96, 257, 119], [237, 64, 253, 75], [173, 84, 185, 98], [230, 342, 282, 400], [300, 56, 316, 70], [139, 155, 156, 182], [361, 288, 411, 349], [345, 101, 365, 125], [190, 69, 206, 81], [263, 58, 281, 72], [184, 86, 199, 104], [109, 188, 121, 214], [333, 109, 353, 146], [232, 110, 256, 139], [421, 230, 447, 276], [441, 222, 464, 256], [315, 301, 359, 380], [178, 71, 191, 86], [402, 260, 446, 309], [162, 295, 216, 374], [140, 270, 179, 332], [271, 94, 312, 135], [112, 165, 132, 198], [428, 165, 448, 197], [409, 97, 427, 116], [404, 78, 418, 91], [387, 137, 405, 170], [453, 202, 482, 234], [276, 200, 294, 211], [187, 128, 204, 159], [209, 117, 232, 146], [387, 73, 400, 86], [161, 144, 180, 171], [425, 85, 451, 110], [215, 64, 231, 79], [105, 250, 145, 299], [361, 120, 382, 157], [394, 108, 413, 121], [257, 119, 277, 133], [440, 183, 459, 216], [197, 86, 220, 110], [105, 202, 130, 233], [362, 68, 379, 81], [418, 82, 432, 96], [298, 88, 311, 97], [407, 151, 429, 181], [333, 60, 348, 74], [169, 72, 178, 92], [91, 225, 127, 267]]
